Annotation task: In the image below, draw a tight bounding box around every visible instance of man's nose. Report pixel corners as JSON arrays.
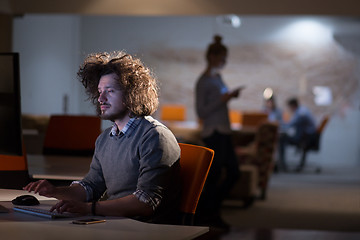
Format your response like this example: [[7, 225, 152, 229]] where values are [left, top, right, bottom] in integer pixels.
[[98, 92, 106, 103]]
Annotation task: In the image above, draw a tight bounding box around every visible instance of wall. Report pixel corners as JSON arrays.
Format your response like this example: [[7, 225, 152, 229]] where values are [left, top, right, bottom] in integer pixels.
[[12, 14, 86, 115], [12, 15, 360, 167]]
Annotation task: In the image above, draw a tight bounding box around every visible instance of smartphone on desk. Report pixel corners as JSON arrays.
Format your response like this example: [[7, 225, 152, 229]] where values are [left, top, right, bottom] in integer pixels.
[[72, 218, 106, 225]]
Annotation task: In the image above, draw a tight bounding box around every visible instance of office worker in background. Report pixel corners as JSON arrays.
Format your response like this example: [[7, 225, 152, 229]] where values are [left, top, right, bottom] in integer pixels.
[[278, 97, 317, 172], [24, 51, 181, 224], [263, 96, 283, 124], [195, 35, 242, 229]]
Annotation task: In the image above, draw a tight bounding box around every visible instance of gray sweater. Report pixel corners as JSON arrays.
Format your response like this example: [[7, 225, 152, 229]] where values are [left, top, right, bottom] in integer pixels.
[[81, 116, 181, 222]]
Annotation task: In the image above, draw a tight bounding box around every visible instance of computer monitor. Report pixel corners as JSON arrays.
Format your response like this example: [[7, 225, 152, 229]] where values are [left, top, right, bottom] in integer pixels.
[[0, 53, 30, 189], [0, 53, 22, 156]]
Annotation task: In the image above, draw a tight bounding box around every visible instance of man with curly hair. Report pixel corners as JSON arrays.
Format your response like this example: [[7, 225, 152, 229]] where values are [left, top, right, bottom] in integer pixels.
[[24, 51, 181, 223]]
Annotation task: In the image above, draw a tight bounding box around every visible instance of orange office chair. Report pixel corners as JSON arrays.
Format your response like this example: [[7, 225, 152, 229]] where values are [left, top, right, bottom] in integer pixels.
[[178, 143, 214, 225], [160, 104, 186, 122], [240, 111, 268, 128], [43, 115, 101, 156], [229, 110, 242, 124], [0, 144, 31, 189]]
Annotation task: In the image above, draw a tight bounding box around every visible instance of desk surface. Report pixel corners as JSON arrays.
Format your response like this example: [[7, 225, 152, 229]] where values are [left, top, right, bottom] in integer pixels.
[[165, 121, 257, 146], [0, 189, 208, 240], [164, 120, 257, 132], [27, 154, 92, 180]]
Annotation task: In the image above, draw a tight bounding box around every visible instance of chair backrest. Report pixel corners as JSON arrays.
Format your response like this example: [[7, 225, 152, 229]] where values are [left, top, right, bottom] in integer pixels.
[[255, 122, 279, 159], [178, 143, 214, 216], [160, 104, 186, 122], [317, 115, 329, 134], [43, 115, 101, 156], [240, 111, 268, 127], [252, 122, 279, 197], [0, 144, 31, 189], [305, 115, 329, 151], [229, 110, 242, 124], [0, 151, 27, 171]]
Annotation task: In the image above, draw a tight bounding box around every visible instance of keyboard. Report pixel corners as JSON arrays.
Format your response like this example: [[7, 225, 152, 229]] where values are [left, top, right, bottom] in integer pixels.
[[13, 206, 79, 219]]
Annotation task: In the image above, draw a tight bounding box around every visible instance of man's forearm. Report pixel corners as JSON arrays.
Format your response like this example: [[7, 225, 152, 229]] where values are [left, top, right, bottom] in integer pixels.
[[95, 195, 153, 217], [54, 184, 87, 202]]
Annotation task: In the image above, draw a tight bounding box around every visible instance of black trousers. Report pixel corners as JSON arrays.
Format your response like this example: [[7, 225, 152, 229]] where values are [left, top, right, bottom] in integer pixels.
[[197, 130, 240, 216]]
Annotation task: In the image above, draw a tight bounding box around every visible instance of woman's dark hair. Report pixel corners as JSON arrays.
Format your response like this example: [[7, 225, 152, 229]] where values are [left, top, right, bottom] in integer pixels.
[[206, 35, 228, 61], [77, 51, 159, 117]]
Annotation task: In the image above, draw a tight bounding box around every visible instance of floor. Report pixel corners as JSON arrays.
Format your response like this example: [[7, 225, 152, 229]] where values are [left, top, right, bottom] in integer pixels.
[[196, 163, 360, 240], [217, 228, 360, 240]]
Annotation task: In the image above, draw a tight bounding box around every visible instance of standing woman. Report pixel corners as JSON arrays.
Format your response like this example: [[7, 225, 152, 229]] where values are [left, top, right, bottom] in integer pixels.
[[195, 35, 242, 229]]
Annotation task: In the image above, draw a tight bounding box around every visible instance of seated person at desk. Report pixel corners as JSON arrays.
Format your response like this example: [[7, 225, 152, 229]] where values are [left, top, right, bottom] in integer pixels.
[[263, 96, 283, 124], [278, 97, 317, 171], [24, 51, 181, 224]]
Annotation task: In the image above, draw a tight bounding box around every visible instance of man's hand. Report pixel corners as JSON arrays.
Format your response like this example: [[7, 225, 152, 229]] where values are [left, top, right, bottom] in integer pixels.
[[24, 180, 87, 202], [23, 179, 56, 198], [50, 200, 91, 214]]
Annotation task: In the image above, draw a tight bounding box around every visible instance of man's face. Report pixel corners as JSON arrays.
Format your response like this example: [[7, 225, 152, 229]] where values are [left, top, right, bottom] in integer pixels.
[[97, 73, 128, 121], [288, 104, 297, 113]]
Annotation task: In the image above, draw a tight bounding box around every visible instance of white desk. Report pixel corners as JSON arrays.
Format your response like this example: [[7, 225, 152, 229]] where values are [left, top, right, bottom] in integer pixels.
[[0, 189, 208, 240], [27, 154, 92, 180]]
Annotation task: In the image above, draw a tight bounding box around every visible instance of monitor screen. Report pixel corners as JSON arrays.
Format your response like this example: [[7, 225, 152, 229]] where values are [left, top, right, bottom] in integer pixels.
[[0, 53, 23, 156]]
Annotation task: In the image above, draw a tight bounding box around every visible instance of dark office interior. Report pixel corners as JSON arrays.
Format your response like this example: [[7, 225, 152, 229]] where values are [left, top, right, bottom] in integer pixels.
[[1, 1, 360, 239]]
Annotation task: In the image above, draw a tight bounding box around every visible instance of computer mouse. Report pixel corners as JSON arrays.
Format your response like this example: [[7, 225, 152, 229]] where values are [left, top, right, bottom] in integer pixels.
[[12, 195, 40, 206]]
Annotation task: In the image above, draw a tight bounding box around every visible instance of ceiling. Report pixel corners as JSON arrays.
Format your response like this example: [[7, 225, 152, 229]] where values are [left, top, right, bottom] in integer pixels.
[[1, 0, 360, 16]]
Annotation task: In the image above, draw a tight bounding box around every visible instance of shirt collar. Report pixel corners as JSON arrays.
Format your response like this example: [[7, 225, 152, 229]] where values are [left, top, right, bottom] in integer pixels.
[[110, 118, 136, 137]]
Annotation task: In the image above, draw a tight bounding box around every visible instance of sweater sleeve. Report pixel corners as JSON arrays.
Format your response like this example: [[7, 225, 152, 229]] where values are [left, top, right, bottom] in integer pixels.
[[136, 125, 180, 210]]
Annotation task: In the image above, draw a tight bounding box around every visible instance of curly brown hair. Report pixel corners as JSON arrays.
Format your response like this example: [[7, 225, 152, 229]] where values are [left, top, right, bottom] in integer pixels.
[[77, 51, 159, 117]]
